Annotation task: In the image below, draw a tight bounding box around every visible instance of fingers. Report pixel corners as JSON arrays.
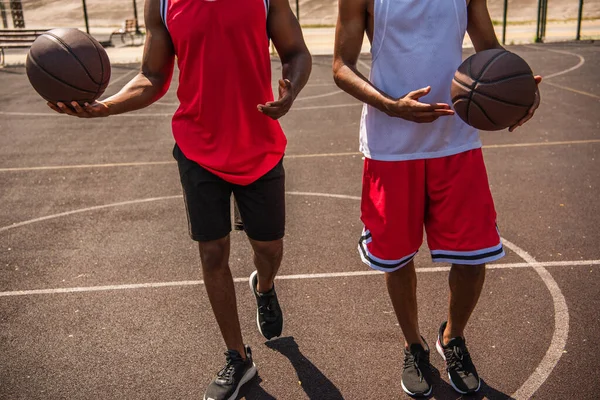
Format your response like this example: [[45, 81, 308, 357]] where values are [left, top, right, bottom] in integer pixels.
[[47, 102, 64, 114], [413, 109, 454, 116], [258, 103, 287, 120], [509, 112, 533, 132], [71, 101, 86, 113], [263, 98, 287, 108], [55, 102, 80, 116], [279, 78, 292, 90], [407, 86, 431, 100], [509, 87, 540, 131], [534, 75, 543, 85], [411, 101, 452, 112]]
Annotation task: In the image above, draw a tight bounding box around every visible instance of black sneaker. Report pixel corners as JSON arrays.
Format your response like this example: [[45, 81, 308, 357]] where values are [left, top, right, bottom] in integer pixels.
[[436, 321, 481, 394], [401, 338, 433, 397], [249, 271, 283, 340], [204, 345, 257, 400]]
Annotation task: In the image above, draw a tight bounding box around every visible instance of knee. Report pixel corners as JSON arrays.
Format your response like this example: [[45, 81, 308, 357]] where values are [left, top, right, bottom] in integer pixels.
[[198, 237, 229, 269], [452, 263, 485, 277], [252, 239, 283, 262]]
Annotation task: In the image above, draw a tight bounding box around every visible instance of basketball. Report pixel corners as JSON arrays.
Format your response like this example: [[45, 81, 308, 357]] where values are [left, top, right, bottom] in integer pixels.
[[451, 49, 537, 131], [26, 28, 111, 105]]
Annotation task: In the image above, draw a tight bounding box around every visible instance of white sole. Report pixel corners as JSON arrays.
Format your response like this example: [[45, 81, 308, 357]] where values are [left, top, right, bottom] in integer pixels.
[[436, 336, 481, 395], [249, 270, 282, 340], [401, 379, 432, 397], [203, 363, 257, 400]]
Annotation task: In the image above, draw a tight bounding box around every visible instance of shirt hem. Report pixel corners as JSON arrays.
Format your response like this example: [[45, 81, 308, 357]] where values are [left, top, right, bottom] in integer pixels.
[[360, 141, 482, 161]]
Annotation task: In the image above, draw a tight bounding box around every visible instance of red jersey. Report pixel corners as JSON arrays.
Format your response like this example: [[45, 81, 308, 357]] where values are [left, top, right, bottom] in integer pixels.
[[160, 0, 287, 185]]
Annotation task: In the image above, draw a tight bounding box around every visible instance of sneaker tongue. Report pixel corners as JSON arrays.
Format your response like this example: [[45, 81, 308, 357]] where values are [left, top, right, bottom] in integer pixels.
[[257, 287, 275, 297], [445, 336, 465, 348], [409, 343, 426, 355]]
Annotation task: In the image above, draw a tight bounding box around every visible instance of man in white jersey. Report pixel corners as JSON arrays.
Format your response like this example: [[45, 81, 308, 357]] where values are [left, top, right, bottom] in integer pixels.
[[333, 0, 541, 396]]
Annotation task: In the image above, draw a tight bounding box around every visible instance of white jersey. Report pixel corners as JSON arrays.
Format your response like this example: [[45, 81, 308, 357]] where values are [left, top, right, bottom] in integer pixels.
[[360, 0, 481, 161]]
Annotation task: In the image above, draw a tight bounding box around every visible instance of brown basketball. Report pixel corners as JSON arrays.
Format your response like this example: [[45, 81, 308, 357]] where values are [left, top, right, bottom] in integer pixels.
[[451, 49, 537, 131], [26, 28, 111, 105]]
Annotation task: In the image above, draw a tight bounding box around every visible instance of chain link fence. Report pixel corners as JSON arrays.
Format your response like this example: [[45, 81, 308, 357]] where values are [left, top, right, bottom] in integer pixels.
[[1, 0, 599, 43]]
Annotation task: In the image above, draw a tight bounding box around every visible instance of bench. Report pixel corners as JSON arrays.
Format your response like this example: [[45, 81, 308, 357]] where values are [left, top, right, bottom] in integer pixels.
[[109, 19, 145, 46], [0, 29, 49, 66]]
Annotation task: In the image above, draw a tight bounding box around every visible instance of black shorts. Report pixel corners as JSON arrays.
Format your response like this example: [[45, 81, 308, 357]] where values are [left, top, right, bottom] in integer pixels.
[[173, 144, 285, 242]]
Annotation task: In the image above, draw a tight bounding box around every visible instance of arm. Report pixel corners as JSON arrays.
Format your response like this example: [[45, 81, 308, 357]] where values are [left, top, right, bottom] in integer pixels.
[[332, 0, 454, 123], [50, 0, 175, 118], [258, 0, 312, 120], [467, 0, 541, 131]]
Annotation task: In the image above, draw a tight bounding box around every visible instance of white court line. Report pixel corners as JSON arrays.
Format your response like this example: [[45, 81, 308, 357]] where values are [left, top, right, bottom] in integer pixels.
[[0, 102, 362, 118], [294, 90, 344, 102], [0, 161, 175, 172], [0, 260, 597, 297], [544, 81, 600, 100], [1, 139, 598, 173], [0, 195, 181, 234], [483, 139, 600, 149], [524, 46, 586, 80], [522, 46, 599, 100], [107, 69, 137, 88], [0, 190, 578, 398], [357, 59, 372, 72], [286, 191, 361, 201], [503, 238, 570, 400]]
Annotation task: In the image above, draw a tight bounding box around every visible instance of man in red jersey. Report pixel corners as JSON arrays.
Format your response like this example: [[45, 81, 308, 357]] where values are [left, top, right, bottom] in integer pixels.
[[49, 0, 311, 398]]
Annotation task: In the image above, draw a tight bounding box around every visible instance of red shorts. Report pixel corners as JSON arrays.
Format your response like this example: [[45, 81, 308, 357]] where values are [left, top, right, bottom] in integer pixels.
[[359, 148, 504, 271]]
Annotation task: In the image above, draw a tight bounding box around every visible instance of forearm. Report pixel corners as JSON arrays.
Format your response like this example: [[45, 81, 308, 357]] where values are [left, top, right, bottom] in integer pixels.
[[102, 71, 172, 115], [333, 63, 393, 114], [281, 51, 312, 99]]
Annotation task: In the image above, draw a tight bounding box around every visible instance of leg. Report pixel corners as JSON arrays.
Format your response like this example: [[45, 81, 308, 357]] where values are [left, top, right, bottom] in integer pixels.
[[233, 158, 286, 293], [425, 150, 502, 394], [385, 260, 426, 348], [198, 236, 246, 358], [359, 159, 432, 397], [249, 238, 283, 293], [443, 263, 486, 344], [424, 149, 502, 343], [233, 158, 286, 339], [172, 144, 244, 354]]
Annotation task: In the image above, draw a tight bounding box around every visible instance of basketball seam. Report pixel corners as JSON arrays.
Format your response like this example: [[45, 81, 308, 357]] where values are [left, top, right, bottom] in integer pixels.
[[27, 53, 98, 96], [469, 98, 500, 128], [454, 76, 534, 107], [475, 50, 509, 81], [465, 50, 516, 127], [477, 72, 533, 84], [87, 36, 107, 101], [43, 32, 102, 87], [466, 56, 475, 123]]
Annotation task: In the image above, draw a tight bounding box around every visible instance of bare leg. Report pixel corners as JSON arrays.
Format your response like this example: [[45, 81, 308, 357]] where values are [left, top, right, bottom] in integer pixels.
[[199, 235, 245, 358], [249, 238, 283, 293], [443, 264, 486, 345], [385, 260, 427, 348]]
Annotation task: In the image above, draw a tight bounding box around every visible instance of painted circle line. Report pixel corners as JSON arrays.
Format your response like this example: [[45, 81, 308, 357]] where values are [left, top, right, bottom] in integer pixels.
[[0, 192, 569, 399]]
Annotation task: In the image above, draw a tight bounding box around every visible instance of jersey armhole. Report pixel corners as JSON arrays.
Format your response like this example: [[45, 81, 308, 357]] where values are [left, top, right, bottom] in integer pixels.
[[160, 0, 169, 30], [371, 0, 389, 63]]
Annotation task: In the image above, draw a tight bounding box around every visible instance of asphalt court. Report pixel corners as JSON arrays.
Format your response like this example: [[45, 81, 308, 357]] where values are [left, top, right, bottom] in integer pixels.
[[1, 42, 599, 399]]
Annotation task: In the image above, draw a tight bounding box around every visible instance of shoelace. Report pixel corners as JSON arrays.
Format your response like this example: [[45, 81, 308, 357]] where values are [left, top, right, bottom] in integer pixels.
[[445, 345, 473, 374], [217, 350, 244, 382], [403, 350, 429, 381], [257, 294, 278, 322]]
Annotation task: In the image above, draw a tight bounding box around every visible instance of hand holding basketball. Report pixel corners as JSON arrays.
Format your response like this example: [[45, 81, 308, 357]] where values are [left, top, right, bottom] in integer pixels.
[[47, 101, 110, 118], [509, 75, 542, 132], [383, 86, 455, 123]]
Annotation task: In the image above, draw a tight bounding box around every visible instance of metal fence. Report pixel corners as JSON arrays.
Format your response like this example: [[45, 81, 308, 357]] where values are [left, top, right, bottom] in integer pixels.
[[0, 0, 598, 44]]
